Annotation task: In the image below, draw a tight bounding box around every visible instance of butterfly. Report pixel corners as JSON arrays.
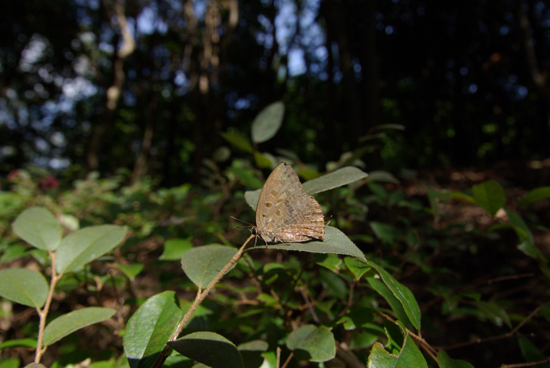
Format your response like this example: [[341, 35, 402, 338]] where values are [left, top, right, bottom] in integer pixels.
[[252, 162, 324, 243]]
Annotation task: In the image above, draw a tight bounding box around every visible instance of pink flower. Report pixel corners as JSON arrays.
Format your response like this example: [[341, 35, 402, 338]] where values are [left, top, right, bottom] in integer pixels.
[[7, 170, 19, 181], [40, 175, 59, 190]]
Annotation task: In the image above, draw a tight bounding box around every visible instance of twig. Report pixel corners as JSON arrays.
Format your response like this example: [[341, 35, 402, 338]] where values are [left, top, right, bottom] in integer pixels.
[[436, 300, 550, 351], [281, 352, 294, 368], [500, 358, 550, 368], [378, 312, 437, 361], [35, 250, 63, 363], [151, 235, 256, 368]]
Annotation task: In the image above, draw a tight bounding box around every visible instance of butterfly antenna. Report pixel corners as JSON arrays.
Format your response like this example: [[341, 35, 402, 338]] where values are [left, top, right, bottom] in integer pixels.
[[230, 216, 255, 229]]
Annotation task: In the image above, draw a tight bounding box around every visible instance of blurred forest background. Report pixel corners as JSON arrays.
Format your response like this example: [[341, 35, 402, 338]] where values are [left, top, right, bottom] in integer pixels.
[[2, 0, 550, 184]]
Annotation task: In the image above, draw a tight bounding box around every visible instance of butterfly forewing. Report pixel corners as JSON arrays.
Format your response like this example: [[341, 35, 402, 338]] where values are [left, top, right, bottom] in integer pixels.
[[256, 162, 325, 243]]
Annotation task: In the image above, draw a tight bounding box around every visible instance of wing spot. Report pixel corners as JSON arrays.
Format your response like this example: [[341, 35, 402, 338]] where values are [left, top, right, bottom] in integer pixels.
[[265, 202, 273, 208]]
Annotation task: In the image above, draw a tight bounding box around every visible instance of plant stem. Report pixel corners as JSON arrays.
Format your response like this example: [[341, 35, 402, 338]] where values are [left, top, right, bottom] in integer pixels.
[[152, 234, 255, 368], [35, 250, 62, 363]]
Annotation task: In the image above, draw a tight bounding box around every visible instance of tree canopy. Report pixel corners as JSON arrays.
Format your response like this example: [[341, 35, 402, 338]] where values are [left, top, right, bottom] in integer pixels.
[[1, 0, 549, 185]]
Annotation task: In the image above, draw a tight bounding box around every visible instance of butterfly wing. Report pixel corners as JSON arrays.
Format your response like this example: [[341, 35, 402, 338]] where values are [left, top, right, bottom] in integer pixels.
[[256, 162, 324, 243]]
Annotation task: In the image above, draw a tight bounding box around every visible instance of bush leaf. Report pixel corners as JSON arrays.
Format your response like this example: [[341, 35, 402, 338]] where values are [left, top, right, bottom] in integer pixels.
[[286, 325, 335, 362], [367, 261, 421, 331], [518, 186, 550, 207], [220, 132, 254, 153], [302, 166, 368, 195], [437, 350, 475, 368], [56, 225, 127, 274], [43, 307, 116, 346], [238, 340, 268, 368], [168, 331, 244, 368], [472, 180, 506, 216], [181, 245, 238, 288], [367, 331, 428, 368], [250, 226, 366, 261], [367, 277, 414, 331], [124, 291, 183, 368], [251, 101, 285, 143], [12, 207, 62, 251], [0, 268, 49, 308], [160, 238, 193, 261]]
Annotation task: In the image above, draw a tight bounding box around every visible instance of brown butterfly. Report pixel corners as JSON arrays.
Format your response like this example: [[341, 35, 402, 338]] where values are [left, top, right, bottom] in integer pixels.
[[252, 162, 324, 243]]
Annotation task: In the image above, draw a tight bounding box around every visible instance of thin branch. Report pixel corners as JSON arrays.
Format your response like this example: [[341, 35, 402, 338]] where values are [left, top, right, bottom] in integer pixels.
[[500, 358, 550, 368], [436, 300, 550, 351], [35, 251, 63, 363], [151, 235, 256, 368], [378, 312, 437, 362]]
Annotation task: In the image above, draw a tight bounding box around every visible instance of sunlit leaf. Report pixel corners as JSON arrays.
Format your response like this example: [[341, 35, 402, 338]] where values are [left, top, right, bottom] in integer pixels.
[[251, 101, 285, 143], [181, 245, 238, 288], [43, 307, 116, 346], [12, 207, 62, 251], [169, 331, 244, 368], [0, 268, 48, 308], [124, 291, 183, 368]]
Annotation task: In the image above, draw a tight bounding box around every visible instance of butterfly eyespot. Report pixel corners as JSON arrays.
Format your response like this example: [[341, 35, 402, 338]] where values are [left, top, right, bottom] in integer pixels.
[[275, 209, 282, 217], [265, 202, 273, 208], [271, 190, 278, 196]]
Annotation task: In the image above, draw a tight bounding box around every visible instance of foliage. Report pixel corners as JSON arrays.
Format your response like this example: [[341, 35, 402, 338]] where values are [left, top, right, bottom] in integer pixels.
[[1, 108, 550, 368]]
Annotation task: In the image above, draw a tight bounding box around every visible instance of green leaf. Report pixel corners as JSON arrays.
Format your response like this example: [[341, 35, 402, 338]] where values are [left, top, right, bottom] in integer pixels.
[[12, 207, 62, 251], [345, 257, 371, 281], [370, 222, 401, 244], [251, 101, 285, 143], [116, 263, 144, 282], [518, 337, 550, 368], [168, 331, 244, 368], [220, 132, 254, 153], [517, 241, 546, 261], [505, 208, 535, 246], [367, 261, 421, 331], [518, 186, 550, 207], [160, 238, 193, 261], [0, 338, 37, 349], [286, 325, 335, 362], [250, 226, 366, 261], [302, 166, 368, 195], [0, 268, 49, 308], [437, 350, 475, 368], [56, 225, 127, 274], [43, 307, 116, 346], [472, 180, 506, 216], [181, 245, 238, 288], [473, 301, 511, 328], [367, 343, 398, 367], [24, 365, 46, 368], [0, 244, 29, 264], [367, 329, 428, 368], [319, 268, 348, 300], [244, 189, 261, 211], [253, 152, 273, 168], [368, 277, 415, 331], [427, 189, 453, 222], [124, 291, 183, 368], [0, 359, 21, 368], [238, 340, 268, 368], [366, 171, 400, 184]]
